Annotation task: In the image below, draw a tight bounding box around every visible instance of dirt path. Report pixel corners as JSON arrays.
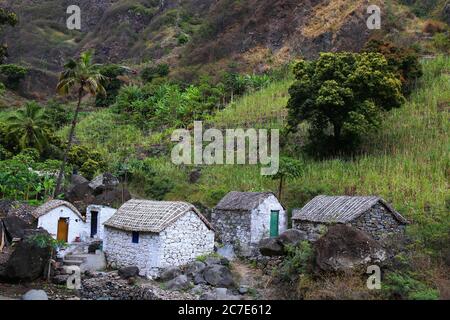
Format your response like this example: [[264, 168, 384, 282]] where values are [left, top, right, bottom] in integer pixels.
[[231, 260, 279, 300]]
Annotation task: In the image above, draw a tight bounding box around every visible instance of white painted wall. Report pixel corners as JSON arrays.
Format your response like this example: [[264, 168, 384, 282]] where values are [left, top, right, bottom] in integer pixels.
[[85, 205, 117, 241], [104, 227, 162, 277], [103, 210, 214, 277], [250, 195, 287, 244], [37, 206, 85, 243], [160, 211, 215, 269]]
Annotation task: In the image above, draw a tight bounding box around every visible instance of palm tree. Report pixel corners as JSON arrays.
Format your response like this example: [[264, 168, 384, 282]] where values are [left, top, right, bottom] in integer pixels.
[[54, 50, 105, 196], [5, 101, 50, 152]]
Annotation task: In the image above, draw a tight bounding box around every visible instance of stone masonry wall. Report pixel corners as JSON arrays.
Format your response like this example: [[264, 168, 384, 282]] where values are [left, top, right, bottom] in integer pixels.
[[159, 211, 214, 269], [349, 204, 405, 241], [103, 227, 162, 277], [212, 209, 252, 254], [293, 204, 405, 242]]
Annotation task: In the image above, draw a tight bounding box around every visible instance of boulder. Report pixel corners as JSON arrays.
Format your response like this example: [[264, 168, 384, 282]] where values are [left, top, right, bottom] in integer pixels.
[[217, 244, 236, 261], [2, 232, 51, 282], [188, 168, 202, 184], [2, 216, 32, 240], [258, 238, 284, 256], [204, 256, 222, 266], [278, 229, 308, 247], [89, 173, 119, 194], [185, 261, 206, 277], [160, 266, 182, 281], [443, 3, 450, 24], [22, 289, 48, 300], [166, 274, 190, 291], [70, 174, 89, 186], [93, 189, 131, 208], [203, 265, 234, 288], [193, 273, 207, 285], [314, 225, 387, 273], [118, 266, 139, 279]]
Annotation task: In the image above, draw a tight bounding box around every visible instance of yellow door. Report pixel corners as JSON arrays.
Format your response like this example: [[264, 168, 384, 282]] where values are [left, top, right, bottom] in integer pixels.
[[57, 218, 69, 242]]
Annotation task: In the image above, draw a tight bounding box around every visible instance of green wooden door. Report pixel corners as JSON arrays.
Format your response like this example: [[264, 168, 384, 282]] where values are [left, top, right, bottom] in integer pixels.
[[270, 210, 280, 237]]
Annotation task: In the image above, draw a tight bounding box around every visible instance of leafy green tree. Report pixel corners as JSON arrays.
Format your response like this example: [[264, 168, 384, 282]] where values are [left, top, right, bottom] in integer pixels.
[[271, 156, 303, 200], [54, 50, 106, 196], [141, 63, 170, 83], [95, 64, 128, 107], [363, 39, 423, 95], [287, 52, 405, 156], [5, 102, 50, 152]]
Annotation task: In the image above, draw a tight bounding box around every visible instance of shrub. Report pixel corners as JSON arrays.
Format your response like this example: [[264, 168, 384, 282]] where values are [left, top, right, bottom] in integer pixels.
[[432, 33, 450, 53], [382, 272, 439, 300], [276, 241, 314, 281], [95, 64, 127, 107], [422, 20, 447, 34], [0, 64, 28, 89], [141, 64, 170, 83]]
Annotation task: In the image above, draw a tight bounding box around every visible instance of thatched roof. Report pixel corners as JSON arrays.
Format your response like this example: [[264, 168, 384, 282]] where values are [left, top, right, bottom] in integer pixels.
[[104, 199, 214, 233], [215, 191, 279, 211], [33, 200, 84, 220], [292, 196, 408, 224]]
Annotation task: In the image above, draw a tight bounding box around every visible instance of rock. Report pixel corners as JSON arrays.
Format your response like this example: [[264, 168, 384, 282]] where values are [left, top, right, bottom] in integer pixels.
[[278, 229, 308, 247], [118, 266, 139, 279], [188, 168, 202, 184], [93, 189, 131, 208], [52, 274, 69, 285], [258, 238, 284, 256], [217, 244, 236, 261], [70, 174, 89, 186], [166, 275, 190, 291], [314, 225, 387, 273], [89, 173, 119, 194], [88, 241, 102, 254], [2, 216, 32, 239], [22, 289, 48, 300], [238, 286, 249, 294], [160, 267, 182, 281], [193, 273, 207, 285], [203, 265, 234, 288], [185, 261, 206, 277], [215, 288, 241, 300], [443, 3, 450, 24], [190, 285, 204, 295], [2, 232, 51, 282], [204, 256, 222, 266]]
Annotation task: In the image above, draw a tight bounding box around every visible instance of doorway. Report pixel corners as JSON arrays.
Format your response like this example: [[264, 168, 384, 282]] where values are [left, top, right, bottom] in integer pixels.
[[270, 210, 280, 238], [57, 218, 69, 242], [90, 211, 98, 238]]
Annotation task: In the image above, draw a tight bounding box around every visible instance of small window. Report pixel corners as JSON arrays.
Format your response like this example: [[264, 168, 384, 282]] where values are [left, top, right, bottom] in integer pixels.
[[132, 231, 140, 244]]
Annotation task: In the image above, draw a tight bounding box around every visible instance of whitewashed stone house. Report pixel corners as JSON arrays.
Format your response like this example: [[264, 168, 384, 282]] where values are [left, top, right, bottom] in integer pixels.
[[212, 192, 287, 255], [85, 205, 116, 240], [292, 195, 408, 241], [33, 200, 86, 243], [103, 199, 215, 277]]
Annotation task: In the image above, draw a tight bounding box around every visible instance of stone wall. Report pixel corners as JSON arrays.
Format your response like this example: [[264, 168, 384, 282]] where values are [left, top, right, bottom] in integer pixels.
[[211, 209, 252, 254], [103, 227, 162, 277], [103, 211, 214, 277], [349, 204, 405, 241], [159, 211, 214, 269], [293, 204, 406, 242]]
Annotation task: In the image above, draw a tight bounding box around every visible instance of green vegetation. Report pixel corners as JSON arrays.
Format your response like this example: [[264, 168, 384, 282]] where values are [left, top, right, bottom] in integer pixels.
[[54, 50, 106, 195], [286, 52, 405, 156], [0, 64, 28, 90]]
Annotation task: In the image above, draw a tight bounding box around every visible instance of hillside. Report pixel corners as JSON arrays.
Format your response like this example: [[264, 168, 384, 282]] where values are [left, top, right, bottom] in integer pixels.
[[0, 0, 429, 98]]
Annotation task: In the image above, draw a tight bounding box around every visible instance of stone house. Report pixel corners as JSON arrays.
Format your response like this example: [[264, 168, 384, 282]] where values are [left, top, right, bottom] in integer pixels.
[[103, 199, 215, 278], [212, 192, 287, 255], [34, 200, 86, 243], [85, 204, 116, 240], [292, 195, 408, 241]]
